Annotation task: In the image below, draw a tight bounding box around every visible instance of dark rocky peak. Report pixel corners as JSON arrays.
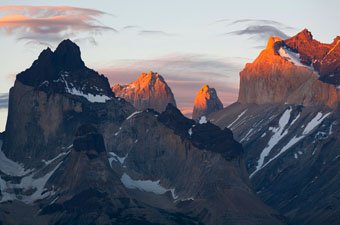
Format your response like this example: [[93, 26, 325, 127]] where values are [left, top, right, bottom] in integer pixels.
[[53, 39, 85, 71], [73, 124, 106, 159], [16, 39, 113, 101], [158, 104, 242, 160]]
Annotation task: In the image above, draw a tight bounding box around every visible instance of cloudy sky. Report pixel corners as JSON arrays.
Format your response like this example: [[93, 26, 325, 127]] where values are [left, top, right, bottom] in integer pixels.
[[0, 0, 339, 131]]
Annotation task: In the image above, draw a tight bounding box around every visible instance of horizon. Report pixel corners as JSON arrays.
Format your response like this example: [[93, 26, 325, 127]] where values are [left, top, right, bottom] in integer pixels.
[[0, 0, 340, 131]]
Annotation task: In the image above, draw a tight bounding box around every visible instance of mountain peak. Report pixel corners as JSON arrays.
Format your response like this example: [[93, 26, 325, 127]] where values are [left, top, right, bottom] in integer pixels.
[[296, 28, 313, 41], [238, 29, 339, 106], [192, 84, 223, 120], [15, 39, 113, 101], [53, 39, 85, 71], [112, 71, 176, 112]]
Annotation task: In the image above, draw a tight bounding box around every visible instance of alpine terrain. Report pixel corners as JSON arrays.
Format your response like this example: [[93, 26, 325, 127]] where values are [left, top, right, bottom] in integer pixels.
[[210, 29, 340, 225], [0, 40, 286, 225]]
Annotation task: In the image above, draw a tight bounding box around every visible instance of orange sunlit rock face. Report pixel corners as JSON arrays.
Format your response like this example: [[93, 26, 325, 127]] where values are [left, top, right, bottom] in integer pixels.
[[112, 71, 176, 112], [238, 29, 339, 108], [192, 84, 223, 120]]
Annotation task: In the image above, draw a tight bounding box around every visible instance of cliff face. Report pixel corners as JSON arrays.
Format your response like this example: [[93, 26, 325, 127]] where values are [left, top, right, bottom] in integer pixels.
[[0, 40, 285, 225], [112, 71, 176, 112], [238, 31, 339, 107], [192, 85, 223, 120], [210, 29, 340, 225]]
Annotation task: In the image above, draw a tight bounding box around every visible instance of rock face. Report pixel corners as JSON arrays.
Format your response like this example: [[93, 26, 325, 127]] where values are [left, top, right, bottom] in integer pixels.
[[112, 71, 176, 112], [210, 29, 340, 225], [238, 31, 339, 107], [0, 40, 286, 225], [192, 84, 223, 120]]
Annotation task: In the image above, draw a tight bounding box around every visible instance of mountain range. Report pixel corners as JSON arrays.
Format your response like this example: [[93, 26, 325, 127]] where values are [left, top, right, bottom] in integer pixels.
[[0, 29, 339, 225]]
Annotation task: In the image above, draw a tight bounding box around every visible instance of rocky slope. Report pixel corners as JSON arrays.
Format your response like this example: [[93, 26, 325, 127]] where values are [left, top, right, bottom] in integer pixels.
[[112, 71, 176, 112], [0, 40, 285, 225], [210, 29, 340, 225], [192, 85, 223, 120]]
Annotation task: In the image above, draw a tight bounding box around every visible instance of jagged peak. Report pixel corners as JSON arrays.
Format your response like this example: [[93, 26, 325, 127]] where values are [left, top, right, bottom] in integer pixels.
[[296, 28, 313, 41], [53, 39, 85, 70]]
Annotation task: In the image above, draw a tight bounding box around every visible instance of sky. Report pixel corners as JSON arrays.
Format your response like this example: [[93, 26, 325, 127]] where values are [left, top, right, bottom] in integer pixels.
[[0, 0, 339, 131]]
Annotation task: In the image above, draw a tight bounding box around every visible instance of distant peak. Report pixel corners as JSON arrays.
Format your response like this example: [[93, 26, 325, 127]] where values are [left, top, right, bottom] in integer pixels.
[[201, 84, 210, 92]]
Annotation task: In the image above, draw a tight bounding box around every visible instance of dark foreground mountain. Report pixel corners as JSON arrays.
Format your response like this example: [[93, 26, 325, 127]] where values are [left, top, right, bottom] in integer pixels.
[[0, 40, 285, 225], [210, 29, 340, 225]]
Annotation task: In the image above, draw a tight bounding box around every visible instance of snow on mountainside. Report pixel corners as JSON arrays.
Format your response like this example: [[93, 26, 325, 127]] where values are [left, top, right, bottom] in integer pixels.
[[210, 28, 340, 225]]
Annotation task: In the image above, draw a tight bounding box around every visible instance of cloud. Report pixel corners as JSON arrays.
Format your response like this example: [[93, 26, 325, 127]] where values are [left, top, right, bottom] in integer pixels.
[[138, 30, 175, 36], [223, 19, 294, 45], [0, 5, 115, 46], [95, 54, 242, 118], [227, 25, 290, 40], [0, 93, 9, 109]]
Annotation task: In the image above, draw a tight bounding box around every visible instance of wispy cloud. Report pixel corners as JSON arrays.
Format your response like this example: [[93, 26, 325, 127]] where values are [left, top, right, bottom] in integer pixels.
[[0, 93, 9, 109], [138, 30, 175, 36], [95, 54, 242, 117], [227, 25, 290, 40], [0, 5, 115, 46], [222, 19, 294, 46]]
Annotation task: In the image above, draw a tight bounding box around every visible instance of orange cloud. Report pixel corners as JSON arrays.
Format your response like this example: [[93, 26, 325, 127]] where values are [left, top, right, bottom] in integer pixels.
[[0, 5, 115, 45]]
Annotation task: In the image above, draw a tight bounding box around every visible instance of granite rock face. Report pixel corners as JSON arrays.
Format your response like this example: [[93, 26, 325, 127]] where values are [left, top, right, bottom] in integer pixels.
[[192, 85, 223, 120], [112, 71, 176, 112], [210, 29, 340, 225], [238, 31, 339, 107]]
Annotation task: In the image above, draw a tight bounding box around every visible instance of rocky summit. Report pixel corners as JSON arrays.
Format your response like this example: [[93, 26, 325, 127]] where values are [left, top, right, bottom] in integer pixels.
[[0, 40, 286, 225], [210, 29, 340, 225], [238, 30, 340, 107], [192, 84, 223, 120], [112, 71, 177, 112]]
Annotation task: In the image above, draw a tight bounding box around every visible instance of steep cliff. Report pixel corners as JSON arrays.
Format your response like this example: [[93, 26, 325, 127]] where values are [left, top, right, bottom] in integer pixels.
[[210, 29, 340, 225], [238, 32, 339, 107]]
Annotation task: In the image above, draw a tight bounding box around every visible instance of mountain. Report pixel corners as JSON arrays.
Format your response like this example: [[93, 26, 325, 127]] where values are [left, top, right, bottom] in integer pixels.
[[192, 85, 223, 120], [112, 71, 176, 112], [0, 40, 286, 225], [238, 34, 339, 107], [210, 29, 340, 225]]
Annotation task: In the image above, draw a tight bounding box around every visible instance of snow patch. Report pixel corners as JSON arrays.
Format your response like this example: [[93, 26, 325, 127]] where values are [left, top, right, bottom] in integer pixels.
[[126, 111, 142, 120], [108, 152, 128, 166], [0, 141, 32, 176], [251, 111, 332, 177], [278, 47, 314, 71], [303, 112, 331, 135], [121, 173, 177, 199], [250, 107, 292, 177], [227, 109, 247, 128], [188, 128, 193, 136], [42, 151, 70, 166], [198, 116, 207, 124], [61, 73, 110, 103]]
